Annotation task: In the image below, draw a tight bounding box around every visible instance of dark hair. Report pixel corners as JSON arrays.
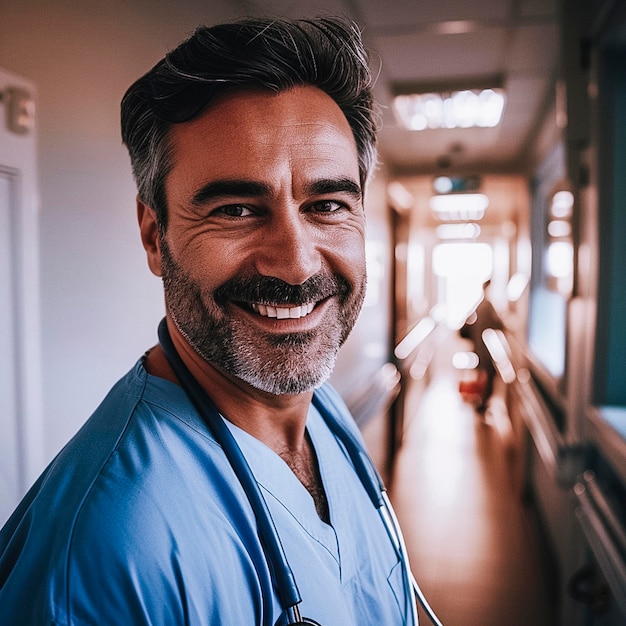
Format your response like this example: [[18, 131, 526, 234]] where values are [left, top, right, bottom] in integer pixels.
[[121, 17, 378, 230]]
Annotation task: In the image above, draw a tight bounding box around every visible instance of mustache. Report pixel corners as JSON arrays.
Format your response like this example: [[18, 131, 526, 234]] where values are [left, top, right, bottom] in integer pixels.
[[213, 273, 351, 307]]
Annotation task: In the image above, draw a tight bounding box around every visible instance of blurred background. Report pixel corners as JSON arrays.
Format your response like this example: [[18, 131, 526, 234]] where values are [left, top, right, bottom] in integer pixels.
[[1, 1, 625, 624]]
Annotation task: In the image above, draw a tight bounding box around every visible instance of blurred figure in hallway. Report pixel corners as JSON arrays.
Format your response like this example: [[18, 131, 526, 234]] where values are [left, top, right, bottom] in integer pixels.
[[460, 280, 503, 412]]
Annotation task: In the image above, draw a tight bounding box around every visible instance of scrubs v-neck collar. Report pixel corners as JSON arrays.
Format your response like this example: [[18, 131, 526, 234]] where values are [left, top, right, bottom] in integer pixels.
[[223, 404, 343, 564]]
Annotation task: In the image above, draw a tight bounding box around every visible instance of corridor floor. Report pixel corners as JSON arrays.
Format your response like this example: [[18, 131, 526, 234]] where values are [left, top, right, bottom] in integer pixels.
[[389, 328, 556, 625]]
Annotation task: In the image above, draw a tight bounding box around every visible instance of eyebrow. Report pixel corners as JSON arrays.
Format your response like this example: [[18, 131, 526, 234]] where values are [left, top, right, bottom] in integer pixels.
[[191, 180, 270, 206], [306, 177, 362, 200], [190, 177, 362, 206]]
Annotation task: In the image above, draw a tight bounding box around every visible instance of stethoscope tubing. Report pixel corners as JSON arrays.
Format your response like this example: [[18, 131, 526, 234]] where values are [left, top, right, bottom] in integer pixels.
[[380, 491, 443, 626], [158, 318, 442, 625], [313, 387, 441, 625], [158, 320, 301, 615]]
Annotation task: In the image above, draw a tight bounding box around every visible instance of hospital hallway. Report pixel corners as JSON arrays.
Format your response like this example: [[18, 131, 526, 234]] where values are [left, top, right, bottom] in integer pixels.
[[386, 326, 556, 626]]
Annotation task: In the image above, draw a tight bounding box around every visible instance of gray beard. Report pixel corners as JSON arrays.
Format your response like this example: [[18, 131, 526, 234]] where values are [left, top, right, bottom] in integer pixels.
[[159, 238, 365, 395]]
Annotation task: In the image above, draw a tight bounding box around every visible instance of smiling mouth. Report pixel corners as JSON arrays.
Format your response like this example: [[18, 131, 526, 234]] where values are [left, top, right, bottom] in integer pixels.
[[250, 302, 316, 320]]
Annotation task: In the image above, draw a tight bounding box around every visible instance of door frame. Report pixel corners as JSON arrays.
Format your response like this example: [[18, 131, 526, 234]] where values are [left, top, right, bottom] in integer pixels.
[[0, 67, 44, 520]]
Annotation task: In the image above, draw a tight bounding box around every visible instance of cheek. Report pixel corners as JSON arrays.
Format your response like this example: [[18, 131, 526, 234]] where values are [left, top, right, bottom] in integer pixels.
[[174, 237, 237, 286], [333, 229, 366, 273]]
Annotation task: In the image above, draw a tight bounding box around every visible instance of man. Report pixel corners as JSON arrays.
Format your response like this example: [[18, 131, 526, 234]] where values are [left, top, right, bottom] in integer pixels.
[[0, 18, 416, 625], [461, 280, 503, 412]]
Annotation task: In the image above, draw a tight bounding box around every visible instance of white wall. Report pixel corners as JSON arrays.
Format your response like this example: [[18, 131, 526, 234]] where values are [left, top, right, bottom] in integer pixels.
[[0, 0, 389, 473], [0, 0, 241, 465]]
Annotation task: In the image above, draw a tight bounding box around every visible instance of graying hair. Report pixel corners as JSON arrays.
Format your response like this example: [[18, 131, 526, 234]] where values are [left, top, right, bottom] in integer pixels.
[[121, 17, 378, 230]]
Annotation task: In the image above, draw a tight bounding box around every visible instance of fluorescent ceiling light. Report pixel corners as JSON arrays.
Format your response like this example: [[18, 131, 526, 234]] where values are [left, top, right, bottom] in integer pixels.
[[433, 175, 481, 194], [506, 272, 529, 302], [387, 181, 415, 211], [452, 351, 480, 369], [547, 220, 572, 238], [550, 190, 573, 217], [429, 193, 489, 221], [436, 223, 481, 239], [394, 88, 505, 130]]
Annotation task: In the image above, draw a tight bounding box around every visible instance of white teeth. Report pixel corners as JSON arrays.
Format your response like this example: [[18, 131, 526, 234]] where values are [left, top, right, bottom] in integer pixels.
[[251, 302, 315, 319]]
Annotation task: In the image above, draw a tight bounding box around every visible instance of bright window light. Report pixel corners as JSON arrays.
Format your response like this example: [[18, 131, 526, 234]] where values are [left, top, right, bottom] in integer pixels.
[[547, 241, 573, 278], [433, 242, 492, 277], [394, 88, 505, 130], [429, 193, 489, 221], [432, 242, 493, 327]]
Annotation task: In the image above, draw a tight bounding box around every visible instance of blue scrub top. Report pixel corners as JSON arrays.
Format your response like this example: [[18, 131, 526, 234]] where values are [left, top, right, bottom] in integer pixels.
[[0, 360, 414, 625]]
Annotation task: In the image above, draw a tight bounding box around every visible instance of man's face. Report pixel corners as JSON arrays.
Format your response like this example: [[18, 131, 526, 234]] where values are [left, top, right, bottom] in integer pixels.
[[153, 85, 366, 395]]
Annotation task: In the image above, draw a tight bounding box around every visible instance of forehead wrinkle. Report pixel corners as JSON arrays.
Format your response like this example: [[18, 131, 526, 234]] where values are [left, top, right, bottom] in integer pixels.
[[167, 87, 360, 206]]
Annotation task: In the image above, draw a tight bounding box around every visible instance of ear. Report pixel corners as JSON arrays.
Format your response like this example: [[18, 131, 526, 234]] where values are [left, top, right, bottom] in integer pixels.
[[137, 197, 163, 277]]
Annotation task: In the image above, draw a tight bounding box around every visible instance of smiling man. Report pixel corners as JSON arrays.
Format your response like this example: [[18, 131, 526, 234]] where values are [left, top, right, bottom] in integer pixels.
[[0, 18, 417, 625], [148, 86, 366, 399]]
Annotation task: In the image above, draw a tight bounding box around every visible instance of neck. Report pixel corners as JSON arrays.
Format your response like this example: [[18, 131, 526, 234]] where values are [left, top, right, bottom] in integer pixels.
[[145, 317, 313, 453], [145, 317, 329, 522]]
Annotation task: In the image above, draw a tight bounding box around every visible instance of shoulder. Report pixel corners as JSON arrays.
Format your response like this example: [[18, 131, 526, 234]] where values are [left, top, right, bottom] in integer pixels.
[[0, 361, 267, 623]]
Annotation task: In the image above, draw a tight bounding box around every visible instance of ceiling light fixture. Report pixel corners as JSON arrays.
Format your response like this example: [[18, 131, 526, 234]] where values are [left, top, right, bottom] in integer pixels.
[[429, 193, 489, 221], [436, 20, 476, 35], [550, 190, 574, 217], [435, 223, 482, 239], [393, 88, 505, 131]]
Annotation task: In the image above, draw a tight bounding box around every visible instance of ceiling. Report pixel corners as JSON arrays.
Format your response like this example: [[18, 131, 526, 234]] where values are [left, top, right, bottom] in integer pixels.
[[234, 0, 561, 177]]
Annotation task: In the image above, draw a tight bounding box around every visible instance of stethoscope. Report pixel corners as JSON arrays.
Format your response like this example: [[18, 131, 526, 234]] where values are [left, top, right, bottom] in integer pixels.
[[158, 318, 443, 626]]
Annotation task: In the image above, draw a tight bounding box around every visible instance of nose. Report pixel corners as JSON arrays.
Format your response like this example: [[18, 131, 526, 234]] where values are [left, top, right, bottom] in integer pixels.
[[253, 212, 322, 284]]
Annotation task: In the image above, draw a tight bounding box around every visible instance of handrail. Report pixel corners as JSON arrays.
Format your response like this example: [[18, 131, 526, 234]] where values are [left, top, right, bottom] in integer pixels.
[[587, 407, 626, 487], [482, 328, 516, 384], [574, 472, 626, 617], [513, 371, 562, 475], [345, 362, 401, 428], [511, 368, 585, 486], [394, 316, 436, 361], [583, 472, 626, 555]]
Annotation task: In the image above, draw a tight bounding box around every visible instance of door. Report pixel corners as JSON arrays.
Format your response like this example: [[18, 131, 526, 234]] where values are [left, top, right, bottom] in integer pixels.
[[0, 68, 43, 525]]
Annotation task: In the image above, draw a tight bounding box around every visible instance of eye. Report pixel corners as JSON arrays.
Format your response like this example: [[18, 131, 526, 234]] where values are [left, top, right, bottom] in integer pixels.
[[310, 200, 345, 214], [215, 204, 255, 218]]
